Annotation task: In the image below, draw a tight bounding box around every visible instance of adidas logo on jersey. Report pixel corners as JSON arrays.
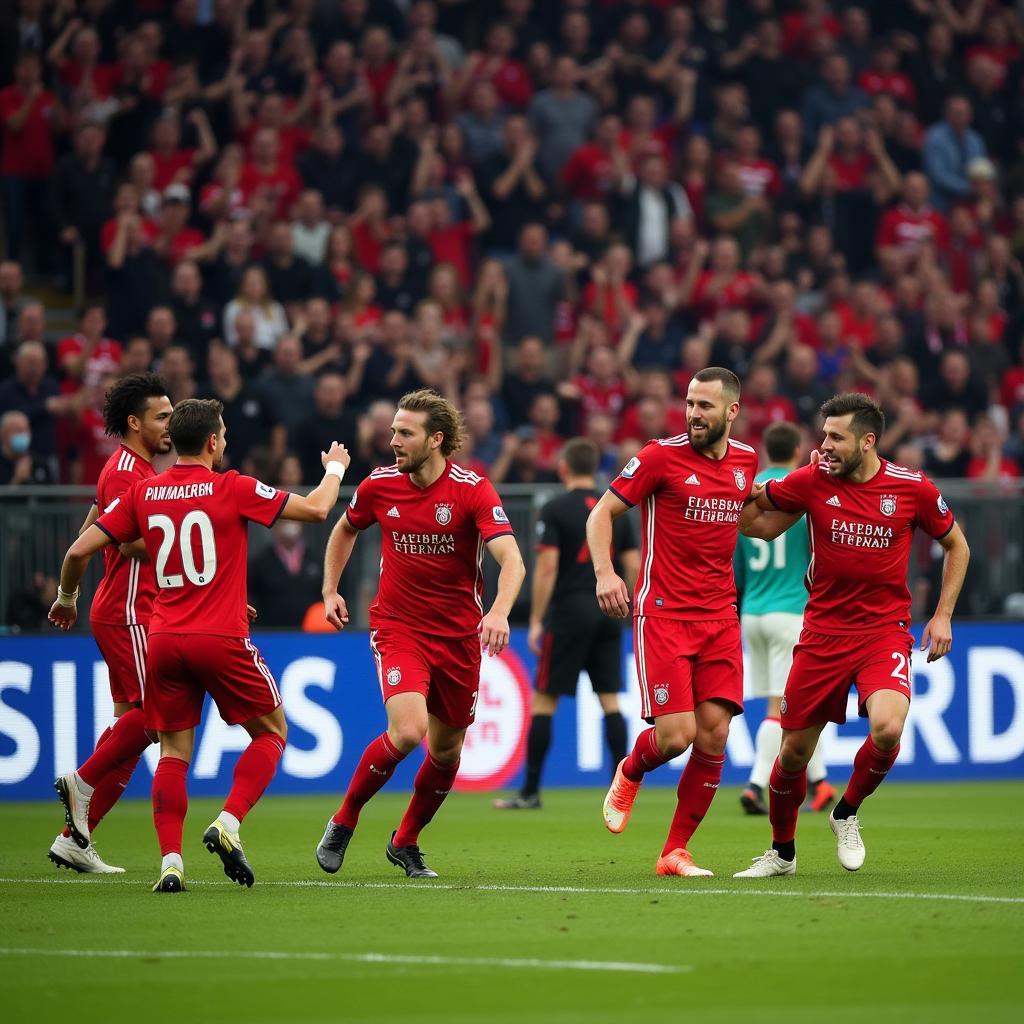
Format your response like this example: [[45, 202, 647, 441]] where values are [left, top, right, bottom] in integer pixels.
[[826, 495, 841, 507], [684, 473, 701, 486], [387, 506, 401, 518]]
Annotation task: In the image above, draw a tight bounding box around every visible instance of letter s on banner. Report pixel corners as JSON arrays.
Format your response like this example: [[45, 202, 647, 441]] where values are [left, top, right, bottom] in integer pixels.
[[0, 663, 40, 785], [280, 657, 343, 779]]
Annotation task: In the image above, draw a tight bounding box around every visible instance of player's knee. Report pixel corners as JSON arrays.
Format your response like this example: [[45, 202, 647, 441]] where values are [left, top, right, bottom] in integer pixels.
[[871, 720, 903, 750], [656, 723, 694, 759], [696, 721, 730, 755], [778, 737, 811, 772], [430, 739, 463, 766], [390, 722, 427, 754]]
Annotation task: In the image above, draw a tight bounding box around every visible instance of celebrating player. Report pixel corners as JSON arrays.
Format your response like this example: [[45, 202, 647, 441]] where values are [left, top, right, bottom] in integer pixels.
[[49, 373, 172, 874], [316, 389, 525, 879], [734, 421, 833, 817], [587, 367, 758, 877], [734, 394, 969, 877], [49, 398, 351, 892], [494, 437, 639, 810]]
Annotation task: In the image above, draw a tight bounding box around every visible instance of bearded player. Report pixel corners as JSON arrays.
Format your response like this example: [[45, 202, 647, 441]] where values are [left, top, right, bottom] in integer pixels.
[[316, 389, 525, 879], [50, 373, 172, 873], [587, 367, 758, 877], [734, 393, 969, 877], [50, 398, 351, 891]]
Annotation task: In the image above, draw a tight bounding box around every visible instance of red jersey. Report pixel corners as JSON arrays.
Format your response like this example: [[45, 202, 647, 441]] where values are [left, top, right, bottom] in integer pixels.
[[857, 70, 916, 107], [736, 157, 782, 199], [609, 435, 758, 621], [877, 205, 949, 254], [561, 143, 617, 202], [691, 271, 760, 319], [149, 149, 197, 191], [76, 407, 121, 486], [765, 460, 955, 634], [344, 461, 515, 638], [0, 86, 58, 176], [91, 445, 158, 626], [96, 465, 288, 637]]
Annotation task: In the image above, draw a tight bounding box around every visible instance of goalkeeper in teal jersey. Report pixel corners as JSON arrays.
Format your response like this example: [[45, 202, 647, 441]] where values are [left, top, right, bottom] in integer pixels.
[[734, 423, 833, 815]]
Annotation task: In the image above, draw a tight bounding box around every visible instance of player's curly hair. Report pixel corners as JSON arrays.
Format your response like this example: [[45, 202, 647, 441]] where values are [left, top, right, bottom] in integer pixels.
[[398, 389, 467, 457], [102, 372, 170, 438]]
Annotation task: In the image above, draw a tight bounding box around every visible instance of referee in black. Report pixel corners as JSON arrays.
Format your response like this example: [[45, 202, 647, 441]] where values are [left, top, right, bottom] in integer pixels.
[[495, 438, 639, 809]]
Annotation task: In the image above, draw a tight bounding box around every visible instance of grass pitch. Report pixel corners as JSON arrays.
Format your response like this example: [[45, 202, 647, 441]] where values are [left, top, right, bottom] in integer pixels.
[[1, 782, 1020, 1023]]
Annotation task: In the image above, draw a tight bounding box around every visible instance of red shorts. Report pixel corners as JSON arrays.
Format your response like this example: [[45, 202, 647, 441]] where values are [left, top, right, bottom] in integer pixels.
[[369, 627, 482, 729], [633, 615, 744, 721], [145, 632, 281, 733], [92, 621, 148, 705], [781, 628, 913, 730]]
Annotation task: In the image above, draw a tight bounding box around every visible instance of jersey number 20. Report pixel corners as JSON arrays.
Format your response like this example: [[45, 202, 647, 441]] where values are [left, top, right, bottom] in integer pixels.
[[148, 511, 218, 589]]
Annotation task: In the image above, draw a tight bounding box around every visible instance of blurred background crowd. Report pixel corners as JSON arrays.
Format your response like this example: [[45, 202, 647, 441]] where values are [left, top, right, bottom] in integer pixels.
[[1, 1, 1024, 629]]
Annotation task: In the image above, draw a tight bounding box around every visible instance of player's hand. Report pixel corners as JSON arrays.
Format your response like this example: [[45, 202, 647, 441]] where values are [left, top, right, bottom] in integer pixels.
[[323, 592, 350, 631], [480, 611, 510, 657], [596, 571, 630, 619], [809, 448, 823, 467], [527, 621, 545, 656], [48, 600, 77, 631], [246, 604, 258, 623], [921, 613, 952, 662], [321, 442, 351, 470]]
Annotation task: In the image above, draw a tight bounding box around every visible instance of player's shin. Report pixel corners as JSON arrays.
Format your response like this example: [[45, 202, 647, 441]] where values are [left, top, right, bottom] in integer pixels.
[[76, 707, 150, 788], [768, 757, 806, 861], [838, 735, 900, 815], [661, 747, 725, 855], [522, 714, 552, 797], [622, 727, 672, 781], [751, 716, 782, 789], [332, 731, 405, 829], [602, 711, 628, 775], [88, 754, 142, 832], [152, 756, 189, 859], [392, 753, 460, 848], [222, 732, 286, 828]]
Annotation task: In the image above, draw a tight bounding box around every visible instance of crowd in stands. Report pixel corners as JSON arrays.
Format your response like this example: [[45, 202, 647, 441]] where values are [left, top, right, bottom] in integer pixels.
[[2, 0, 1024, 494]]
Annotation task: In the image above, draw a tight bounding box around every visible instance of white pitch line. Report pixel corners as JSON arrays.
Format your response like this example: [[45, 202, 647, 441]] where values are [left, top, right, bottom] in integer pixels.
[[0, 876, 1021, 905], [0, 947, 689, 975]]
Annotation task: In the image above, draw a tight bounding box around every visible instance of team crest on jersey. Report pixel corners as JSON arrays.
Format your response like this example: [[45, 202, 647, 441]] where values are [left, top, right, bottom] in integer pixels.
[[653, 684, 670, 706], [386, 667, 402, 687], [780, 696, 788, 716], [880, 495, 898, 517], [733, 468, 747, 491], [435, 502, 453, 525], [937, 495, 949, 515]]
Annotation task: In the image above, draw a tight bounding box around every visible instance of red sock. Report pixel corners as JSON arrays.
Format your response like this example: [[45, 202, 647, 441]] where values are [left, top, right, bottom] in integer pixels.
[[63, 724, 114, 838], [661, 747, 725, 855], [843, 736, 900, 809], [392, 753, 459, 848], [622, 727, 671, 782], [769, 758, 807, 844], [88, 755, 141, 831], [152, 756, 189, 856], [223, 733, 285, 823], [333, 732, 405, 829], [77, 708, 150, 788]]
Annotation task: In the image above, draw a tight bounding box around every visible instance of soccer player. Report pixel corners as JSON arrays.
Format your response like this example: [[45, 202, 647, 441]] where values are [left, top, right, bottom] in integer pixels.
[[316, 389, 525, 878], [49, 398, 351, 892], [734, 394, 969, 877], [493, 438, 639, 810], [587, 367, 759, 877], [734, 421, 834, 816], [49, 373, 172, 874]]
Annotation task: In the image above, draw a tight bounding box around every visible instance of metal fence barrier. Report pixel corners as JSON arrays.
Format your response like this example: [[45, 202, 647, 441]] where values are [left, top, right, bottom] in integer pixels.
[[1, 480, 1021, 633]]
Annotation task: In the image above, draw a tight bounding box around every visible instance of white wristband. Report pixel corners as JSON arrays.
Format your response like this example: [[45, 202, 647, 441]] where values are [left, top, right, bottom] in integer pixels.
[[324, 462, 346, 481], [57, 586, 79, 608]]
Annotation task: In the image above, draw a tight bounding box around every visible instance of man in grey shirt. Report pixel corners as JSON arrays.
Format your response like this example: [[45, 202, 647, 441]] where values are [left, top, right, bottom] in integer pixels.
[[503, 223, 565, 345], [260, 334, 316, 436], [529, 56, 599, 183], [456, 81, 507, 166]]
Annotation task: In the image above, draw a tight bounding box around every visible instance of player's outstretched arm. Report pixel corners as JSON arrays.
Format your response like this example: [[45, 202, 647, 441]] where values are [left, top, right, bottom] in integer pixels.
[[48, 524, 115, 631], [280, 442, 352, 522], [481, 534, 526, 657], [321, 514, 359, 630], [587, 490, 631, 618], [921, 522, 970, 663], [739, 483, 803, 540]]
